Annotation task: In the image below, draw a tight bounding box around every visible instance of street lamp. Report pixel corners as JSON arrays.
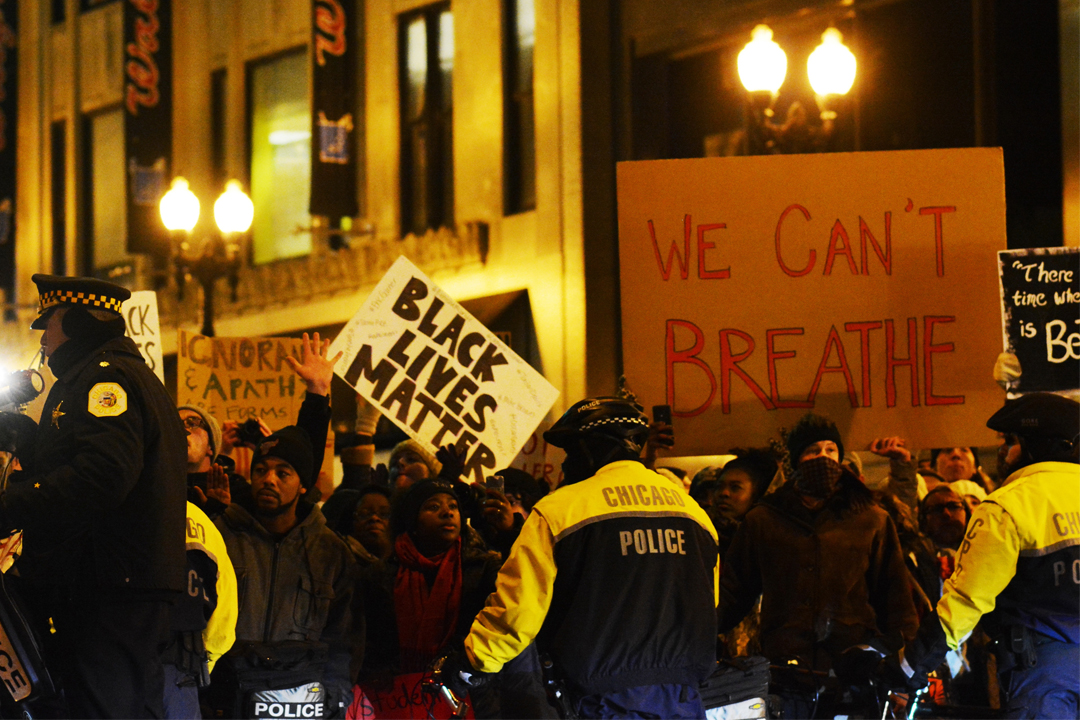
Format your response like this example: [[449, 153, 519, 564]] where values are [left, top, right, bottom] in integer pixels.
[[737, 24, 857, 154], [160, 177, 254, 337]]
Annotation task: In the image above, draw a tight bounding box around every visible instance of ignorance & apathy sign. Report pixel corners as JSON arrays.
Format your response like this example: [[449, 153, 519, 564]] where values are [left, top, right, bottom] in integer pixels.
[[330, 256, 559, 483], [618, 148, 1006, 453]]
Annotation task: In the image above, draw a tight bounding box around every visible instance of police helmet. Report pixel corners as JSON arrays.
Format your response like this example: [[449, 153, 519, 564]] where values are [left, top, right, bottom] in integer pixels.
[[986, 392, 1079, 443], [544, 397, 651, 455]]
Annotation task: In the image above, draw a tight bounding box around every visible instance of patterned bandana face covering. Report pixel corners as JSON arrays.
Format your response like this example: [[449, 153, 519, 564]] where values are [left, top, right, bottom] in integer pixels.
[[793, 456, 843, 499]]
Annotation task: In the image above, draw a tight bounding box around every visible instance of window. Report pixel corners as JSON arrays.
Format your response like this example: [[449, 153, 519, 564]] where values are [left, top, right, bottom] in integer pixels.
[[248, 49, 311, 264], [399, 4, 453, 236], [84, 108, 128, 272], [51, 121, 66, 274], [210, 68, 227, 193], [503, 0, 535, 214]]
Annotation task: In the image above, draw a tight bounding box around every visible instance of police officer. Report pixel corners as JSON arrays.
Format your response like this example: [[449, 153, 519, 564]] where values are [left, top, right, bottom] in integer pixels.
[[448, 397, 719, 718], [896, 392, 1080, 719], [0, 275, 186, 718]]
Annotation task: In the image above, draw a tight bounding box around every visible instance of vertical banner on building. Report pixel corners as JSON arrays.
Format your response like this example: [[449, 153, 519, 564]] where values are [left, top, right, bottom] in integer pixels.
[[310, 0, 359, 219], [124, 0, 172, 256], [0, 0, 15, 310]]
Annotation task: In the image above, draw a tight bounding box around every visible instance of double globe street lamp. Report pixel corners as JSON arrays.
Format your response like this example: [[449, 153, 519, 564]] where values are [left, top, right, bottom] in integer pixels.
[[159, 177, 254, 337], [737, 24, 857, 154]]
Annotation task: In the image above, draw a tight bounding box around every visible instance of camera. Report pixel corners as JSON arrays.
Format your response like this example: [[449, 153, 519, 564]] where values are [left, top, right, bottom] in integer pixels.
[[0, 370, 45, 411], [236, 418, 265, 446]]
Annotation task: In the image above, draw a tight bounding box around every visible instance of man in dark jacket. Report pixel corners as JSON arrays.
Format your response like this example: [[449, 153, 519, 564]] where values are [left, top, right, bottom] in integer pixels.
[[0, 275, 187, 718], [718, 413, 918, 717], [212, 426, 357, 719]]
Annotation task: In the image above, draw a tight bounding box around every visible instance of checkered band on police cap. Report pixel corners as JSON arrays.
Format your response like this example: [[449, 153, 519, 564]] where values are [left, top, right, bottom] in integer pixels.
[[578, 415, 650, 433], [30, 274, 131, 329]]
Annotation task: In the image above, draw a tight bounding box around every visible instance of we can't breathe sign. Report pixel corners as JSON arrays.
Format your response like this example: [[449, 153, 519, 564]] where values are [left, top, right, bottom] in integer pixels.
[[330, 256, 559, 483], [618, 148, 1007, 453]]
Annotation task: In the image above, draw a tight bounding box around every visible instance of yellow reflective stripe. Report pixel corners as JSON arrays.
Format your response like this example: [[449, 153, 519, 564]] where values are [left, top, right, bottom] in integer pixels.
[[554, 509, 712, 543], [938, 502, 1020, 649], [466, 511, 556, 674]]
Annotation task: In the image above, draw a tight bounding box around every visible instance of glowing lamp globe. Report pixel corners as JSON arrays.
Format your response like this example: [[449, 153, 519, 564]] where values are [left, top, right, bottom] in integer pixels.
[[808, 28, 856, 96], [738, 25, 787, 93], [214, 181, 254, 234], [159, 177, 200, 232]]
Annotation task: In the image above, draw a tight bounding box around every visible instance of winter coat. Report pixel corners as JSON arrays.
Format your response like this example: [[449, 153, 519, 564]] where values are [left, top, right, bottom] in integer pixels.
[[214, 502, 358, 696], [4, 335, 187, 591], [718, 471, 918, 671], [358, 524, 501, 679]]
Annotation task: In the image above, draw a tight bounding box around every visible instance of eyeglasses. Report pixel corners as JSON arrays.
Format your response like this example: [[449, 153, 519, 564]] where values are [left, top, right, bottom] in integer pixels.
[[182, 416, 208, 432], [925, 502, 965, 515]]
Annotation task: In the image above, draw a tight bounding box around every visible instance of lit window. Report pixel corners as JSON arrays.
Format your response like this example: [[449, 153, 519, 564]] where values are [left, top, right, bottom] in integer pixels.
[[249, 49, 311, 264], [504, 0, 535, 214], [87, 108, 128, 271], [400, 4, 453, 236]]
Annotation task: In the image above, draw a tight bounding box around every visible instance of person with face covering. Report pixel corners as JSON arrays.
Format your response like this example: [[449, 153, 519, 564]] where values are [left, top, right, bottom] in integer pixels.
[[718, 413, 917, 718]]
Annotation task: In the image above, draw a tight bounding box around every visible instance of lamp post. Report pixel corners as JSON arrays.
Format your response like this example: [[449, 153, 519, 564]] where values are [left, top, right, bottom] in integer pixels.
[[160, 177, 254, 337], [737, 24, 856, 154]]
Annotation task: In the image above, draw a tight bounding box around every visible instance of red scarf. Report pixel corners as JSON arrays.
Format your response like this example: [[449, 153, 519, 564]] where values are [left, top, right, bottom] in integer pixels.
[[394, 533, 463, 672]]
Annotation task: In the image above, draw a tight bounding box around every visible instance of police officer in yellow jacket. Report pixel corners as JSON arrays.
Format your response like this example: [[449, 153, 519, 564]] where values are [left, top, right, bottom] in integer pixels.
[[448, 397, 719, 719], [897, 392, 1080, 719]]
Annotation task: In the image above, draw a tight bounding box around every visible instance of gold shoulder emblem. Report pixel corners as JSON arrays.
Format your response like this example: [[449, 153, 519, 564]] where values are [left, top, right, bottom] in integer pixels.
[[88, 382, 127, 418]]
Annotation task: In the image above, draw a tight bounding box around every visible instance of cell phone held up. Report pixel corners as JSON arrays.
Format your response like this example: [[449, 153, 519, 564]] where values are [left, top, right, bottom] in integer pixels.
[[236, 418, 265, 446], [652, 405, 672, 426]]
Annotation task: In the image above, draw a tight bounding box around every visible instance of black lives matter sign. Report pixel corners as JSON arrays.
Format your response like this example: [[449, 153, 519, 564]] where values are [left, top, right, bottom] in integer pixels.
[[998, 247, 1080, 393], [330, 256, 559, 483]]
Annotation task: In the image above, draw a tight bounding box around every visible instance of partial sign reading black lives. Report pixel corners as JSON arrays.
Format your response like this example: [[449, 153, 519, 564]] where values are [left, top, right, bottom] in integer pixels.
[[998, 247, 1080, 393]]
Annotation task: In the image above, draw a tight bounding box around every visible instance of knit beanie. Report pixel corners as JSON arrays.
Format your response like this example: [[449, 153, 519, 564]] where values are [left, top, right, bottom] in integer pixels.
[[178, 405, 223, 460], [391, 480, 458, 538], [389, 439, 442, 477], [786, 413, 845, 465], [252, 426, 315, 489]]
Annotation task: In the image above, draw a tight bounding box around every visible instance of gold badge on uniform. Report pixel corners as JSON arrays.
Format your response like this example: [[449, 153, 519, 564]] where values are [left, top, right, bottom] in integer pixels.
[[88, 382, 127, 418]]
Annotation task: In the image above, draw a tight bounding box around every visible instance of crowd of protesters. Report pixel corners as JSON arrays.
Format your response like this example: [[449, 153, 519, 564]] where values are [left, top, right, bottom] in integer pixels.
[[0, 273, 1077, 720]]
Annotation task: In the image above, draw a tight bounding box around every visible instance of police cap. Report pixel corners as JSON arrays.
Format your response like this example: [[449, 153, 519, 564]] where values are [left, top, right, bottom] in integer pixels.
[[986, 392, 1080, 441], [30, 274, 130, 330]]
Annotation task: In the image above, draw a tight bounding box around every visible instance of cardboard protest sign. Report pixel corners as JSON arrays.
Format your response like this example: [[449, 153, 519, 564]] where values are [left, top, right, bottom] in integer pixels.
[[122, 291, 164, 383], [330, 256, 560, 483], [175, 330, 306, 427], [618, 148, 1006, 453], [998, 247, 1080, 393]]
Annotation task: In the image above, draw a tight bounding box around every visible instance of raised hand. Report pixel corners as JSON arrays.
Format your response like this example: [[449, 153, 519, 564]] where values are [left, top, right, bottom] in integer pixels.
[[286, 332, 343, 397]]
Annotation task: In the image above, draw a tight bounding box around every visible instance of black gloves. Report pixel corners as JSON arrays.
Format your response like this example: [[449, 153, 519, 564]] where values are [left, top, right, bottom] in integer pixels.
[[882, 610, 951, 691], [0, 412, 38, 456], [436, 649, 490, 701]]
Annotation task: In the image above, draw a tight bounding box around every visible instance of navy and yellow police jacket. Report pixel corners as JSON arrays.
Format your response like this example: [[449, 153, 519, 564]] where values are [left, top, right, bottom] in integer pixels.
[[938, 461, 1080, 648], [465, 460, 719, 694]]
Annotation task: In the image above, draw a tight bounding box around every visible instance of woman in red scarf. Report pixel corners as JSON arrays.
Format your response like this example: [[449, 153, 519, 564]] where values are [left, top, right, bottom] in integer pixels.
[[355, 480, 504, 716]]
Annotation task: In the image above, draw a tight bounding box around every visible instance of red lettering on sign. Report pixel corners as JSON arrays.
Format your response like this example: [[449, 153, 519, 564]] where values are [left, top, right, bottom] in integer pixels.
[[719, 329, 775, 414], [919, 206, 956, 277], [665, 319, 715, 418], [315, 0, 347, 66], [649, 216, 691, 280], [125, 0, 161, 115], [844, 321, 883, 408], [696, 223, 730, 279], [765, 328, 812, 409], [885, 318, 920, 408], [806, 325, 859, 407], [923, 315, 964, 406], [859, 214, 892, 275], [823, 220, 859, 276], [775, 203, 815, 277]]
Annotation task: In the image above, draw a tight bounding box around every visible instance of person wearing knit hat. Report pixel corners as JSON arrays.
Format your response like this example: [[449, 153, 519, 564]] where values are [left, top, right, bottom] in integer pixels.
[[388, 438, 442, 491], [786, 412, 845, 467], [178, 405, 223, 473]]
